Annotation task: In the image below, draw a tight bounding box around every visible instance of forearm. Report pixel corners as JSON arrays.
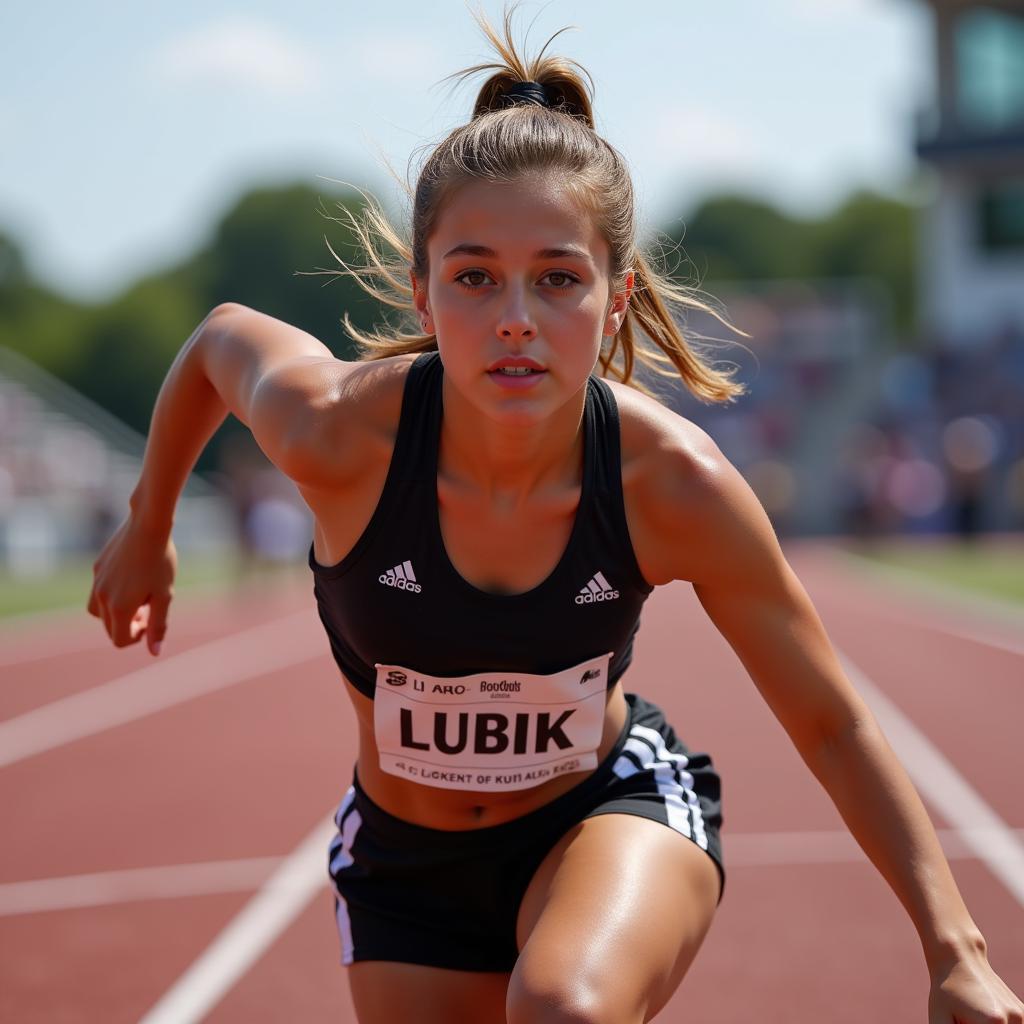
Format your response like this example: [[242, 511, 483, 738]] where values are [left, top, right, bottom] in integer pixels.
[[129, 310, 230, 538], [806, 714, 985, 969]]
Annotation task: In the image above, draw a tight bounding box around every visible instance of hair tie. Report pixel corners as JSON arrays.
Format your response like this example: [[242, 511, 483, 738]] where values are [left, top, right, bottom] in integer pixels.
[[499, 81, 551, 109]]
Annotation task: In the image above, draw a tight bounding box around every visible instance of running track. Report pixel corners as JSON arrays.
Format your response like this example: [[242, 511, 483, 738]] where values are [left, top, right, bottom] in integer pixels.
[[1, 541, 1021, 1022]]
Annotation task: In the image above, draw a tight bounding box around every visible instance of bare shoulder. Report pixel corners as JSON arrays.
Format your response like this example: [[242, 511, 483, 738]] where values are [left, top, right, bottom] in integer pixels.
[[276, 351, 419, 490], [206, 302, 421, 489], [605, 378, 783, 589]]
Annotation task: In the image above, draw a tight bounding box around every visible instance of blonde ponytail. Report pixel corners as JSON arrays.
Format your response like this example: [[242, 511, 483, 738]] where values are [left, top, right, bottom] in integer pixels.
[[324, 3, 748, 403]]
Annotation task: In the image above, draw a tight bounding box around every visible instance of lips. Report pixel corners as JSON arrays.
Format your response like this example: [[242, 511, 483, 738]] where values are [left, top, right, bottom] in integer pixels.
[[486, 357, 546, 372]]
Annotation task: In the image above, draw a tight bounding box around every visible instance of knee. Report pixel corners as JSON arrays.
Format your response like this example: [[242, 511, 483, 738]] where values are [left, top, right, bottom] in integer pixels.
[[506, 974, 641, 1024]]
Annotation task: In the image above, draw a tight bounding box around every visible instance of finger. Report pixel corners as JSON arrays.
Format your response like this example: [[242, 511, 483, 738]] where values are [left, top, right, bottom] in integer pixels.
[[146, 593, 171, 656], [95, 593, 114, 641], [110, 603, 144, 648], [130, 606, 150, 641], [87, 587, 101, 618]]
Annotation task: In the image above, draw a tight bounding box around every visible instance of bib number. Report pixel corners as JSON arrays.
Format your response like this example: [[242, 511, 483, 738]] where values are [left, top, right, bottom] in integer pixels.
[[373, 652, 613, 792]]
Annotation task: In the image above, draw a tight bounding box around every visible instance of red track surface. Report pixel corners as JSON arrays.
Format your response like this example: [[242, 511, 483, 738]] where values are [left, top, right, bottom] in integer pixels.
[[1, 542, 1021, 1022]]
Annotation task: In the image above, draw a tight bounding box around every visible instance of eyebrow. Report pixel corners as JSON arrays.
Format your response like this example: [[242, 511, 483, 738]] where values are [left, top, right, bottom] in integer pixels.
[[441, 243, 593, 262]]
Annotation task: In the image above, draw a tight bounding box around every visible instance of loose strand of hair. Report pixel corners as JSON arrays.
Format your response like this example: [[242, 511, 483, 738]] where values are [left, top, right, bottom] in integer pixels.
[[600, 252, 748, 403], [296, 183, 435, 354]]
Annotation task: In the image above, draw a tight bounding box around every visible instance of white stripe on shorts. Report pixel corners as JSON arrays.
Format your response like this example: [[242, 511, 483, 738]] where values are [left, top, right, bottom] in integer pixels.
[[332, 787, 356, 830], [612, 724, 709, 851], [328, 787, 361, 965]]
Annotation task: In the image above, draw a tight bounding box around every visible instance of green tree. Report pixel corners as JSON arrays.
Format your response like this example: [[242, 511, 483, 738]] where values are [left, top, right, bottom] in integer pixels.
[[0, 229, 87, 377], [660, 194, 815, 284], [659, 188, 919, 337], [806, 189, 917, 333], [65, 278, 206, 437], [177, 183, 385, 358]]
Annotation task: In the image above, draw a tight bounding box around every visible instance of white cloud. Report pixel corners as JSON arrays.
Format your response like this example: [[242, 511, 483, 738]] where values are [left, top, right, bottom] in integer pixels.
[[151, 17, 325, 97]]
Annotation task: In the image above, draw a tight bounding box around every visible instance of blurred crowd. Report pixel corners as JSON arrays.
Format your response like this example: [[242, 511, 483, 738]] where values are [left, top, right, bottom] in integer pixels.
[[669, 292, 1024, 539], [836, 322, 1024, 538], [0, 379, 127, 575], [212, 431, 315, 578], [0, 363, 237, 577]]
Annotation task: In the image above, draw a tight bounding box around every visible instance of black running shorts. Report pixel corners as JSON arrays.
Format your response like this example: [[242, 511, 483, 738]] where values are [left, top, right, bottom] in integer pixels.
[[327, 691, 724, 972]]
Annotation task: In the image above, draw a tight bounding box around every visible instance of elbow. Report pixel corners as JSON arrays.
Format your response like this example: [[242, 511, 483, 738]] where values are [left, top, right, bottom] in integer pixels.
[[207, 301, 248, 322], [191, 304, 239, 358], [195, 303, 253, 364], [812, 705, 881, 764]]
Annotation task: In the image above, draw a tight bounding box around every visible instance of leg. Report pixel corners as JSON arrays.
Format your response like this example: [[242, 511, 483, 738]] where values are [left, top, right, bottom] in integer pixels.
[[330, 781, 514, 1022], [507, 813, 721, 1024], [348, 961, 510, 1024]]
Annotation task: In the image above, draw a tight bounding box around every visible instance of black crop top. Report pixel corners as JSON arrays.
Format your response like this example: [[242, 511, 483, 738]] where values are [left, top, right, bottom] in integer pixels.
[[308, 351, 654, 699]]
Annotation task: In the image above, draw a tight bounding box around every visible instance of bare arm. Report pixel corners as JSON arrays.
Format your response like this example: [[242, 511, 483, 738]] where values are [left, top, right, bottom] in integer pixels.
[[129, 301, 345, 534], [640, 429, 1022, 1021], [89, 302, 349, 652]]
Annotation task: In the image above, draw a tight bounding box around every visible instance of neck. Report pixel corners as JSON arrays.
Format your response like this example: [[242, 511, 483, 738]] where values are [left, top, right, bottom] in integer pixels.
[[439, 376, 587, 505]]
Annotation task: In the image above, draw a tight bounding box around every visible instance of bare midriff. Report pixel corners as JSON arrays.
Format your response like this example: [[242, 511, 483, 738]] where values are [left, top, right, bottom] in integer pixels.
[[342, 673, 629, 830]]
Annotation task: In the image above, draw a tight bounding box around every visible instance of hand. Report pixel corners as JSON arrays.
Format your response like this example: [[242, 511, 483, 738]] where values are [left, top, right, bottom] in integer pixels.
[[87, 514, 177, 656], [929, 941, 1024, 1024]]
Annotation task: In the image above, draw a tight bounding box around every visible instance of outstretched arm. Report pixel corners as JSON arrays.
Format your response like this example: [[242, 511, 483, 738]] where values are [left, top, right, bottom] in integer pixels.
[[88, 302, 346, 652], [641, 429, 1023, 1023], [128, 302, 342, 534]]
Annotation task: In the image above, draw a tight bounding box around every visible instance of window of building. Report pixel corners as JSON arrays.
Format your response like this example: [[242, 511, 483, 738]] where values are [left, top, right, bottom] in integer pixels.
[[955, 7, 1024, 130], [977, 179, 1024, 252]]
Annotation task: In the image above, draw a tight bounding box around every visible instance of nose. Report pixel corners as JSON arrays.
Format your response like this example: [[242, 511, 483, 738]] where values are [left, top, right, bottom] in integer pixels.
[[495, 287, 536, 341]]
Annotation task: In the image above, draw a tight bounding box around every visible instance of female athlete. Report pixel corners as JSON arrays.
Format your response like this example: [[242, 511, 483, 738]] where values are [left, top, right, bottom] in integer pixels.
[[87, 8, 1023, 1023]]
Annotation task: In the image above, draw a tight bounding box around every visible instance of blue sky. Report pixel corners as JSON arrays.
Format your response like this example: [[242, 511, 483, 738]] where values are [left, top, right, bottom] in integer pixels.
[[0, 0, 932, 304]]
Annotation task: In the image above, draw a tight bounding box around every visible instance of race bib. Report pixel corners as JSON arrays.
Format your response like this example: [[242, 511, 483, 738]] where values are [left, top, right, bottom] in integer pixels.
[[373, 652, 613, 792]]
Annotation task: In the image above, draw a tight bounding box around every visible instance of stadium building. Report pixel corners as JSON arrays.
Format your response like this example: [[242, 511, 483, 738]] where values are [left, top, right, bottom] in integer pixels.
[[910, 0, 1024, 346]]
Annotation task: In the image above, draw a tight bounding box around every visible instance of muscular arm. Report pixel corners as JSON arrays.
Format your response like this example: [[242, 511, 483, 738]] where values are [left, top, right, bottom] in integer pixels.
[[130, 302, 347, 536], [642, 430, 986, 970], [89, 303, 362, 652]]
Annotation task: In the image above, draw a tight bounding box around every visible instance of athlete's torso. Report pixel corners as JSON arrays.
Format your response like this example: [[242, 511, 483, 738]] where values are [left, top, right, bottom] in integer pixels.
[[298, 351, 679, 830]]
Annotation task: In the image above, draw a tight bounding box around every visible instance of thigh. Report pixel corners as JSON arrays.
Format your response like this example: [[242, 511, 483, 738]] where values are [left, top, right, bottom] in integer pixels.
[[509, 813, 721, 1024], [348, 961, 510, 1024]]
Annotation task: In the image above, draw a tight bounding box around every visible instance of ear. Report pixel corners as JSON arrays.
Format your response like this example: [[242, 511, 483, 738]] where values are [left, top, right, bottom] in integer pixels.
[[603, 270, 635, 337], [410, 271, 434, 335]]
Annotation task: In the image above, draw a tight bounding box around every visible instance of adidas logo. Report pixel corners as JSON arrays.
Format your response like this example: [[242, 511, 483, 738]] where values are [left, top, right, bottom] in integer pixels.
[[379, 560, 422, 593], [575, 571, 619, 604]]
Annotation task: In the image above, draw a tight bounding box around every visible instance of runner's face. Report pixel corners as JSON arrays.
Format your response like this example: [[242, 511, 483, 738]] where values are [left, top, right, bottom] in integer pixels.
[[415, 174, 628, 422]]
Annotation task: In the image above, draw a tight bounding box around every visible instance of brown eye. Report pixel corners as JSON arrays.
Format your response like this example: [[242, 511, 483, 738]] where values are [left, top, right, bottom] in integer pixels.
[[542, 271, 579, 289], [455, 270, 491, 289]]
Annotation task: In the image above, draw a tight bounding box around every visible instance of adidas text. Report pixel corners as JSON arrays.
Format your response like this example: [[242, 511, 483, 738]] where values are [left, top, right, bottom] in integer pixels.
[[379, 573, 422, 593], [575, 589, 619, 604]]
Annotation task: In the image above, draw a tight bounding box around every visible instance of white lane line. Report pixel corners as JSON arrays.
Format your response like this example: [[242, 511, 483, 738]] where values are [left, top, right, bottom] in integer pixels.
[[7, 826, 1023, 917], [137, 815, 335, 1024], [0, 858, 283, 916], [837, 648, 1024, 906], [0, 609, 323, 769]]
